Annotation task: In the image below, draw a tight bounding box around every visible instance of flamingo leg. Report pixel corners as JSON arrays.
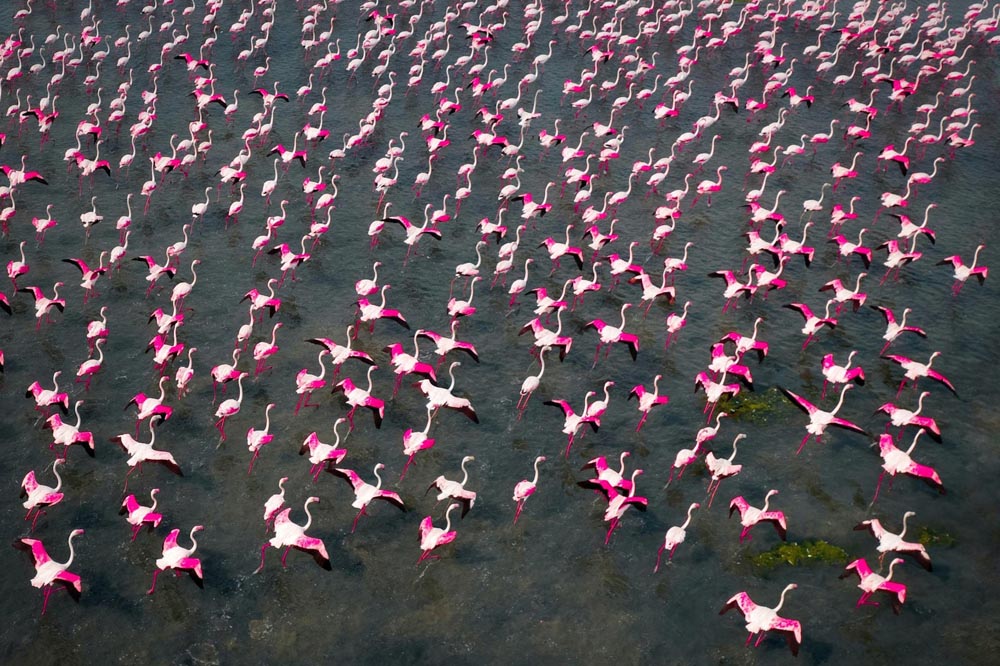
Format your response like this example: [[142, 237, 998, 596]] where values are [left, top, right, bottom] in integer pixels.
[[604, 518, 618, 545], [255, 544, 269, 573], [872, 471, 887, 503], [796, 433, 811, 455], [132, 525, 142, 541], [147, 570, 160, 595], [351, 507, 366, 533], [280, 546, 291, 568], [654, 546, 665, 573], [513, 500, 525, 524]]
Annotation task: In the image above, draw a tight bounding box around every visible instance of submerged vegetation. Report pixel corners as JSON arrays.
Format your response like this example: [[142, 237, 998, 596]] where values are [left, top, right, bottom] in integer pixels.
[[719, 387, 787, 424], [751, 540, 850, 569]]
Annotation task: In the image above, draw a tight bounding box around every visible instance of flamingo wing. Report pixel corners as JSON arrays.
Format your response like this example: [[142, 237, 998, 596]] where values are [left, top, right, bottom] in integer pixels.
[[330, 467, 365, 491], [728, 496, 750, 519], [14, 538, 52, 566], [926, 369, 958, 395], [719, 591, 757, 618], [780, 387, 819, 415], [375, 490, 406, 511], [21, 471, 38, 496], [418, 515, 434, 540], [771, 617, 803, 656], [161, 528, 181, 554]]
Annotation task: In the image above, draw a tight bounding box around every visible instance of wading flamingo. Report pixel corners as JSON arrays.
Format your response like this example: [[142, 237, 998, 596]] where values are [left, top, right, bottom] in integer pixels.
[[330, 464, 405, 532], [720, 583, 802, 656], [257, 497, 331, 572], [15, 529, 85, 615], [148, 526, 203, 594], [654, 502, 700, 570], [729, 489, 787, 542], [513, 456, 546, 524]]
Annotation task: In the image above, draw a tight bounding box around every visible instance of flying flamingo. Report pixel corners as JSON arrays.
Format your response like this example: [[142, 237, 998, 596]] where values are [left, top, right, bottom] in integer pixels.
[[26, 371, 70, 416], [512, 456, 546, 524], [579, 452, 633, 494], [300, 418, 349, 481], [876, 391, 942, 441], [820, 351, 866, 398], [427, 455, 477, 517], [21, 459, 65, 531], [263, 477, 289, 527], [600, 469, 648, 544], [120, 487, 164, 541], [416, 361, 479, 423], [781, 385, 867, 453], [519, 308, 574, 362], [729, 489, 788, 542], [14, 529, 85, 615], [330, 464, 406, 532], [884, 352, 957, 397], [855, 511, 932, 571], [783, 301, 837, 349], [720, 584, 802, 656], [333, 365, 386, 430], [214, 372, 247, 441], [874, 431, 944, 501], [840, 558, 907, 613], [629, 374, 670, 431], [418, 503, 460, 564], [416, 321, 480, 365], [545, 391, 599, 457], [872, 306, 926, 354], [112, 415, 182, 490], [246, 403, 276, 474], [586, 302, 640, 364], [654, 502, 699, 570], [694, 371, 742, 422], [44, 400, 96, 458], [705, 433, 747, 507], [257, 497, 331, 572], [19, 281, 66, 329], [148, 525, 203, 594], [356, 285, 409, 334]]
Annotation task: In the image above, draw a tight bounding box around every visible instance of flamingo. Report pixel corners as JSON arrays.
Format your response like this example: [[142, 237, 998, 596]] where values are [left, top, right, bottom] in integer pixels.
[[14, 529, 85, 614], [300, 418, 349, 482], [875, 392, 942, 441], [6, 240, 28, 288], [416, 321, 480, 365], [120, 489, 164, 541], [75, 338, 106, 391], [44, 400, 96, 458], [356, 285, 409, 334], [579, 452, 633, 494], [26, 370, 69, 415], [400, 407, 436, 481], [125, 376, 173, 434], [694, 371, 742, 421], [332, 365, 386, 429], [665, 301, 692, 349], [783, 300, 837, 349], [307, 327, 376, 380], [545, 391, 599, 457], [418, 503, 460, 564], [729, 489, 787, 542], [705, 434, 746, 507], [884, 352, 957, 397], [654, 502, 699, 570], [840, 558, 907, 612], [720, 584, 802, 656], [253, 323, 282, 376], [599, 469, 648, 544], [427, 456, 477, 517], [330, 464, 405, 532], [820, 351, 866, 398], [257, 497, 331, 572], [512, 456, 546, 524], [246, 403, 276, 474], [855, 511, 932, 571], [517, 348, 548, 418], [629, 374, 670, 432], [263, 477, 289, 527], [384, 331, 437, 396], [586, 303, 640, 364], [21, 459, 65, 531], [112, 416, 182, 491], [148, 526, 203, 594], [872, 306, 926, 354], [416, 361, 479, 423], [19, 282, 66, 329], [874, 431, 945, 501], [294, 350, 329, 415], [214, 372, 247, 441], [782, 385, 867, 453], [938, 244, 988, 294]]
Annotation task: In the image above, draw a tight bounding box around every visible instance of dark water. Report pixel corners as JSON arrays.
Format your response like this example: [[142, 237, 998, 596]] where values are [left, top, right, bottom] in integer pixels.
[[1, 0, 999, 663]]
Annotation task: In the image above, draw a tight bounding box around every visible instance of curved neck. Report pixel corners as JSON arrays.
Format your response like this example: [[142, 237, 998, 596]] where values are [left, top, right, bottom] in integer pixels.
[[443, 504, 457, 532], [302, 501, 315, 531], [373, 466, 383, 489], [774, 584, 794, 612], [61, 531, 80, 568]]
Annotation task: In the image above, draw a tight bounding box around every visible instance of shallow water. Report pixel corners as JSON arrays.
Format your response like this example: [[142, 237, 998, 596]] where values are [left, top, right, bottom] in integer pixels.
[[1, 0, 999, 663]]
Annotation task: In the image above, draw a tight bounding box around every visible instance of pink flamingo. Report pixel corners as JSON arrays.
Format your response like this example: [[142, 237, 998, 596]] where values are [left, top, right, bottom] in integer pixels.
[[874, 431, 944, 500], [112, 416, 182, 491], [600, 469, 648, 544], [855, 511, 932, 571], [579, 452, 634, 495], [356, 285, 409, 334], [705, 434, 746, 507], [75, 338, 106, 391], [416, 362, 479, 423], [253, 323, 282, 376], [44, 401, 96, 458], [586, 302, 640, 364], [629, 374, 670, 431], [148, 525, 203, 594], [885, 352, 957, 397], [938, 244, 988, 295], [730, 489, 787, 543], [6, 240, 28, 288], [418, 503, 460, 564], [294, 350, 329, 415], [246, 403, 276, 474], [416, 321, 480, 365], [695, 371, 741, 421], [840, 558, 907, 613], [21, 459, 65, 531], [819, 273, 868, 313], [214, 372, 247, 441], [19, 281, 66, 329], [820, 351, 866, 398], [654, 502, 699, 570], [307, 326, 376, 380], [516, 348, 548, 418], [15, 529, 85, 615], [782, 385, 866, 453], [126, 376, 173, 433], [263, 477, 288, 527], [423, 450, 478, 517], [24, 370, 69, 417], [257, 497, 331, 572], [300, 418, 349, 481], [664, 301, 692, 349], [385, 332, 437, 396], [876, 392, 941, 441], [872, 306, 926, 354], [544, 391, 598, 457], [121, 489, 163, 541], [512, 456, 546, 524], [330, 464, 405, 532], [519, 309, 574, 362], [720, 583, 802, 656], [333, 365, 386, 429], [783, 300, 837, 349], [400, 406, 436, 480]]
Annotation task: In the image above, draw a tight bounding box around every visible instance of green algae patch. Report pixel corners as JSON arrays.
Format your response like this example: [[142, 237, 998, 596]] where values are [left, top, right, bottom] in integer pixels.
[[917, 526, 956, 548], [751, 540, 850, 569], [719, 387, 786, 424]]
